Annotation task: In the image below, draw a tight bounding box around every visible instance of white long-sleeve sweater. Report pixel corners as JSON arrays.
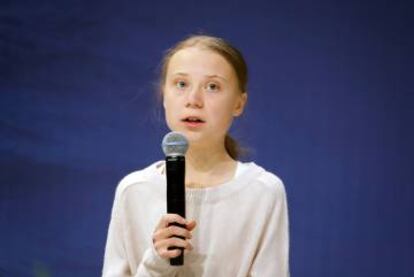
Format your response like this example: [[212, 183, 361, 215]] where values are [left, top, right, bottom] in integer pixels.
[[102, 161, 289, 276]]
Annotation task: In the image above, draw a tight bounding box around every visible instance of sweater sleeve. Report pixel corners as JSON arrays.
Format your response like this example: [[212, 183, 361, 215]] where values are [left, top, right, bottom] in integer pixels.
[[102, 181, 178, 277], [249, 180, 290, 277]]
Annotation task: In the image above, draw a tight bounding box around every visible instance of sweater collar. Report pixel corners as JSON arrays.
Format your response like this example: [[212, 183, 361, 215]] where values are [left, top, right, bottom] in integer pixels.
[[148, 160, 265, 203]]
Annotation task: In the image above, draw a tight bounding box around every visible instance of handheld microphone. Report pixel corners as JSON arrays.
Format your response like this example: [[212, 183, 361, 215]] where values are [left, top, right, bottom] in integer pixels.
[[161, 131, 189, 266]]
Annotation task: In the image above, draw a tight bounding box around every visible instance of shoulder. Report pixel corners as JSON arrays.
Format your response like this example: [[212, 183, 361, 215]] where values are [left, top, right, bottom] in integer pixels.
[[245, 162, 287, 199], [115, 160, 164, 197]]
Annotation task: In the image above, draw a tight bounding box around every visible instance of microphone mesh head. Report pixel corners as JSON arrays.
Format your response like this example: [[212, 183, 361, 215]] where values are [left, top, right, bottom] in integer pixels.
[[162, 131, 189, 156]]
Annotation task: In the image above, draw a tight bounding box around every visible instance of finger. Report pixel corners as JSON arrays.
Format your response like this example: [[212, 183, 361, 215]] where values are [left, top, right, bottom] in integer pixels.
[[154, 236, 193, 252], [153, 225, 192, 243], [167, 225, 192, 239], [166, 237, 193, 250], [186, 220, 197, 231], [169, 249, 183, 258], [156, 214, 186, 230], [154, 240, 193, 259], [158, 248, 182, 259]]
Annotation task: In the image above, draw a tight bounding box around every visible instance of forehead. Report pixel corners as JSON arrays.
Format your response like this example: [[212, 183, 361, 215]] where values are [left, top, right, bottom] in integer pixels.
[[167, 47, 235, 79]]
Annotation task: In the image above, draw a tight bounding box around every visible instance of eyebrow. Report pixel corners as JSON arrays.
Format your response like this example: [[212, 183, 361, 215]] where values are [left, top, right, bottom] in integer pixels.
[[172, 72, 228, 82]]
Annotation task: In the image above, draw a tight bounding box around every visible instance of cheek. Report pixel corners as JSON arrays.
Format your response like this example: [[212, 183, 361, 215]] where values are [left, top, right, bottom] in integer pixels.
[[163, 97, 180, 127], [163, 93, 173, 113], [209, 105, 235, 129], [214, 97, 238, 117], [163, 101, 173, 120], [164, 108, 175, 131]]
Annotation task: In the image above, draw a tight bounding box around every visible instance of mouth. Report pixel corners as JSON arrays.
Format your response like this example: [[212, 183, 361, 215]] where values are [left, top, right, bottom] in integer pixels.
[[182, 116, 205, 123], [182, 116, 205, 129]]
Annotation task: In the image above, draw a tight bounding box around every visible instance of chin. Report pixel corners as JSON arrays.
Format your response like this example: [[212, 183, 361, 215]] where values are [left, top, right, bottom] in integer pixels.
[[179, 130, 208, 146], [180, 130, 202, 140]]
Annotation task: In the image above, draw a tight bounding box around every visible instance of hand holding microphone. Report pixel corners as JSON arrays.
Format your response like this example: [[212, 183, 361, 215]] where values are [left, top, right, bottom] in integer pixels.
[[152, 214, 196, 260]]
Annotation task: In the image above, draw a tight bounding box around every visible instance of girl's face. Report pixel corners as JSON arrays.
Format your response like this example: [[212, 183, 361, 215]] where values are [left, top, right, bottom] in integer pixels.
[[163, 47, 247, 148]]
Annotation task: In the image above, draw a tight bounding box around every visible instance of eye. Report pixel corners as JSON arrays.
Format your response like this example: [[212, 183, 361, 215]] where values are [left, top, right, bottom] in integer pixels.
[[206, 82, 219, 92], [175, 80, 187, 90]]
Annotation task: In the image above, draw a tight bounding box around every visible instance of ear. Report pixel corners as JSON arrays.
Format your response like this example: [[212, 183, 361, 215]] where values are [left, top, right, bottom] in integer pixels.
[[233, 92, 247, 117]]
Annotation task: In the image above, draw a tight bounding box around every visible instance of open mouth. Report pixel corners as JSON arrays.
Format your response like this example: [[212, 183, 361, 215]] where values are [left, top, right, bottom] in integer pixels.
[[182, 117, 205, 123], [183, 117, 204, 123]]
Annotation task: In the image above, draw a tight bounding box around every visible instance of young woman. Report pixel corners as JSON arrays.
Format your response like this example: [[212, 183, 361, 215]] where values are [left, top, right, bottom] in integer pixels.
[[102, 35, 289, 276]]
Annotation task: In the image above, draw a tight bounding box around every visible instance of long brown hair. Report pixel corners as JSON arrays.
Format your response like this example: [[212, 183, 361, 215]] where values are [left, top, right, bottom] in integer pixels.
[[160, 35, 248, 160]]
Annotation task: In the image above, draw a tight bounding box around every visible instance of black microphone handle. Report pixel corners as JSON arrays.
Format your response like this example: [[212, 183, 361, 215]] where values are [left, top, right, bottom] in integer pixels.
[[166, 155, 186, 266]]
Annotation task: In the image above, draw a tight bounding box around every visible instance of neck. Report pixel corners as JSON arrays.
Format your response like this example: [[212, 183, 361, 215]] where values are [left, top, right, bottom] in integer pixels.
[[187, 144, 230, 169], [184, 142, 237, 188]]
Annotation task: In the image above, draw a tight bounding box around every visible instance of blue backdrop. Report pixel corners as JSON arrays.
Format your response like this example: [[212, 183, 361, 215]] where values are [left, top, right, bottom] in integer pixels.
[[1, 0, 413, 276]]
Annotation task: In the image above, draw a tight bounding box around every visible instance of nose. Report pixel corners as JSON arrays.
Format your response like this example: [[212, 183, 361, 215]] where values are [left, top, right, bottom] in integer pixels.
[[185, 85, 203, 108]]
